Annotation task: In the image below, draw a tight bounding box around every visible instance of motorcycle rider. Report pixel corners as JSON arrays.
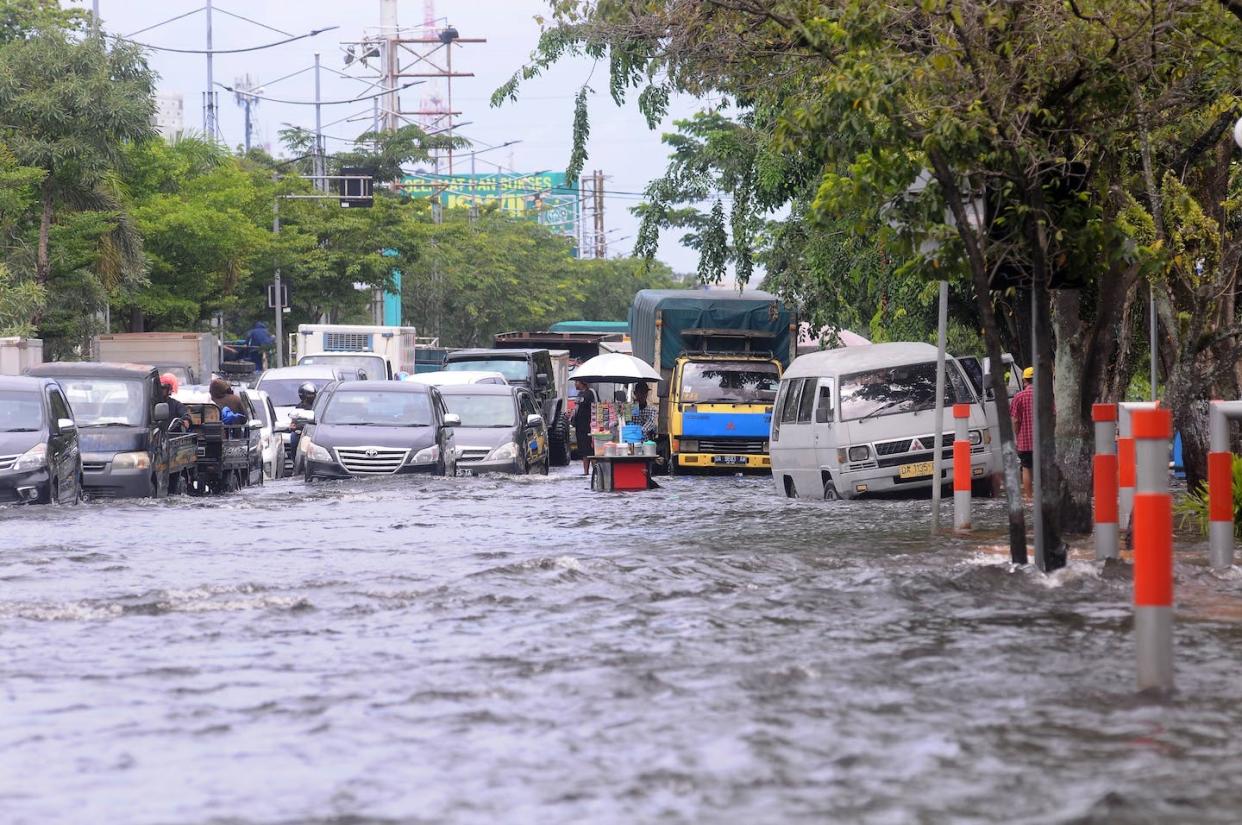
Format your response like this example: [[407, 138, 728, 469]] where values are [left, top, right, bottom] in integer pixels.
[[288, 382, 318, 459]]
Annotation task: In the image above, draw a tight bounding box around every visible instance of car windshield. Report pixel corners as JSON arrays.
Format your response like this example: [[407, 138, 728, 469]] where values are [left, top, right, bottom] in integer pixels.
[[298, 354, 385, 380], [321, 390, 433, 427], [257, 377, 334, 407], [58, 378, 146, 426], [679, 362, 780, 404], [839, 361, 971, 422], [443, 359, 529, 382], [0, 391, 43, 431], [442, 394, 516, 427]]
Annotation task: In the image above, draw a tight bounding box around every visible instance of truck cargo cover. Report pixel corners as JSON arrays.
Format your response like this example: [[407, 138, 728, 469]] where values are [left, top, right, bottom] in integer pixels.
[[629, 290, 793, 371]]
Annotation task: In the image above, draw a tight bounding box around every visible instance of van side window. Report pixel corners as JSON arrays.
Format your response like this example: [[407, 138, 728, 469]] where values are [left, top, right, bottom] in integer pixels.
[[780, 379, 804, 424], [814, 382, 833, 423], [796, 377, 817, 423]]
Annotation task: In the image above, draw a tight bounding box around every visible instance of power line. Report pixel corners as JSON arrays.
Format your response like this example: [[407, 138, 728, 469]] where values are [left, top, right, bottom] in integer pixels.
[[217, 79, 423, 106], [107, 25, 338, 54]]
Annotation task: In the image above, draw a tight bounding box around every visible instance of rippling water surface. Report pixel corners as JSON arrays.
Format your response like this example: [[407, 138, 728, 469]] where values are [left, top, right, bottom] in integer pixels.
[[3, 469, 1242, 824]]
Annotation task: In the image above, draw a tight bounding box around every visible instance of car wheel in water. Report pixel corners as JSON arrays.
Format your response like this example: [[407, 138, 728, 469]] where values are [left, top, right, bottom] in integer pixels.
[[537, 459, 549, 476], [823, 479, 841, 501], [548, 413, 571, 467]]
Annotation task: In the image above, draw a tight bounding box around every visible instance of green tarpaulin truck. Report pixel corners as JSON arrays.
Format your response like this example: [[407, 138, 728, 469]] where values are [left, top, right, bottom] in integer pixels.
[[629, 290, 795, 473]]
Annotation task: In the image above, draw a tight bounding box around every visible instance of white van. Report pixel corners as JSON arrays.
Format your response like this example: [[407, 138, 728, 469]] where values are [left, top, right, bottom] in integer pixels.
[[770, 342, 995, 500]]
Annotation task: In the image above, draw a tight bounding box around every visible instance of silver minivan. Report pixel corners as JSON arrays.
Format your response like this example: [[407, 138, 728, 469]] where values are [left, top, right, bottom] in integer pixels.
[[770, 342, 995, 500]]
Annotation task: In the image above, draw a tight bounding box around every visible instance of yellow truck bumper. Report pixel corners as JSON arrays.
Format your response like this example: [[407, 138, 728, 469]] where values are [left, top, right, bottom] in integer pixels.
[[676, 452, 771, 471]]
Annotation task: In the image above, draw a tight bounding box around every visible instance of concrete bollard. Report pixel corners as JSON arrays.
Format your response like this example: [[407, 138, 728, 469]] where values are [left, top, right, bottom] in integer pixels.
[[953, 403, 971, 531], [1208, 401, 1235, 570], [1132, 408, 1173, 694], [1093, 403, 1119, 560]]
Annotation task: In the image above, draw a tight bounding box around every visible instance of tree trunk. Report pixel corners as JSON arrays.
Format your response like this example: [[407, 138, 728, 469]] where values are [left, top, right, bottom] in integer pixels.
[[129, 305, 144, 333], [1052, 289, 1094, 534], [1033, 280, 1068, 570]]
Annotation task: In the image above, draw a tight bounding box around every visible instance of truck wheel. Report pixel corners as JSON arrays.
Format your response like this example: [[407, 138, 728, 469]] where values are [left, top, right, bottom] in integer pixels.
[[548, 414, 571, 467], [823, 479, 841, 501]]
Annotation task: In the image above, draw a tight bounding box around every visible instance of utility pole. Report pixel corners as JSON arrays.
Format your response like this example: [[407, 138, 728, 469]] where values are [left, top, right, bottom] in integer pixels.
[[273, 196, 283, 366], [205, 0, 215, 140], [594, 170, 606, 259], [314, 52, 324, 191], [91, 0, 100, 35]]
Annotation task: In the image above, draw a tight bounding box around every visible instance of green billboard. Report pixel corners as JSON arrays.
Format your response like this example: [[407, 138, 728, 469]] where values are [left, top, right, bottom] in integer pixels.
[[400, 171, 580, 238]]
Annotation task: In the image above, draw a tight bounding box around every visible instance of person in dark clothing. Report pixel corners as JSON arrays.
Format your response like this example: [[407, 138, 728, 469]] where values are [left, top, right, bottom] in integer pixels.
[[632, 381, 658, 442], [158, 373, 191, 430], [242, 322, 273, 371], [209, 378, 247, 421], [573, 378, 596, 475], [288, 382, 318, 456]]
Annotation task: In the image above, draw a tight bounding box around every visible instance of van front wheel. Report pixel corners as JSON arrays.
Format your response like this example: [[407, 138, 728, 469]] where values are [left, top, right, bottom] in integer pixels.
[[823, 479, 841, 501]]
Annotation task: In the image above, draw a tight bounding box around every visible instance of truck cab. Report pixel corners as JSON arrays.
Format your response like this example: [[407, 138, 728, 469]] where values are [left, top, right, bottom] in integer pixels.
[[663, 354, 783, 472]]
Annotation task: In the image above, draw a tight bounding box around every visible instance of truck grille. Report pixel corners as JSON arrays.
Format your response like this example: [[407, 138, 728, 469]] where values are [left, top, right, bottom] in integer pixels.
[[335, 446, 408, 475], [874, 434, 950, 456], [456, 447, 490, 463], [875, 448, 953, 469], [697, 438, 767, 454], [0, 453, 17, 471]]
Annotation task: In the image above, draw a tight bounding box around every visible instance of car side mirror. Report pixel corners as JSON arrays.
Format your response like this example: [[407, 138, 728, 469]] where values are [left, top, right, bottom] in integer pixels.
[[290, 409, 315, 423], [657, 380, 669, 398], [536, 373, 550, 388], [154, 402, 170, 422], [443, 413, 461, 427], [247, 420, 263, 430], [526, 414, 543, 428], [57, 417, 76, 433]]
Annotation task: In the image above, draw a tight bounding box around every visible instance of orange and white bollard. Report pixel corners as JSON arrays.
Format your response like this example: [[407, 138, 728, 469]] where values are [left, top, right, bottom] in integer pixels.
[[1207, 401, 1238, 570], [1118, 402, 1158, 534], [953, 403, 971, 531], [1132, 408, 1173, 694], [1092, 403, 1119, 560]]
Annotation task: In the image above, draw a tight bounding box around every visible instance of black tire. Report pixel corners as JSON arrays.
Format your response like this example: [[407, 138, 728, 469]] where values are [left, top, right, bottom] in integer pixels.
[[220, 360, 255, 377], [536, 458, 549, 476], [548, 413, 571, 467], [823, 478, 841, 501]]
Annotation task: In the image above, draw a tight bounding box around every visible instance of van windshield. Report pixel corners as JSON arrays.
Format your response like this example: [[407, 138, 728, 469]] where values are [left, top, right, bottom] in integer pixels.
[[59, 379, 146, 427], [839, 361, 970, 422], [680, 362, 780, 404], [257, 377, 334, 407], [0, 391, 43, 431], [443, 359, 529, 382]]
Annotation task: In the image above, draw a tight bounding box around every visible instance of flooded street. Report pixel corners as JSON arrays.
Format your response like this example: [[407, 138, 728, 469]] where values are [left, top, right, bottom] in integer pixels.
[[4, 471, 1242, 824]]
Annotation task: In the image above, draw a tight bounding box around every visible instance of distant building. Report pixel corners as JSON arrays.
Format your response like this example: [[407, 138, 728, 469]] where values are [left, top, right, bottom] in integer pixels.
[[153, 93, 184, 142]]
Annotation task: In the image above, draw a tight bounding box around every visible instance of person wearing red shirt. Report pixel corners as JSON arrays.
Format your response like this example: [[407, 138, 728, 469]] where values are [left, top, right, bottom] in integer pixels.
[[1009, 366, 1035, 496]]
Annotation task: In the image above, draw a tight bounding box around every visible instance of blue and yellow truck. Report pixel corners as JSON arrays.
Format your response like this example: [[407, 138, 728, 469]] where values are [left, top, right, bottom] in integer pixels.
[[629, 290, 795, 473]]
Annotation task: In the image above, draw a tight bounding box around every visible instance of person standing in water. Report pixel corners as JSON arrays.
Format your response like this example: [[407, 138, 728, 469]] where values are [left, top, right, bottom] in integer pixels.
[[573, 378, 596, 475]]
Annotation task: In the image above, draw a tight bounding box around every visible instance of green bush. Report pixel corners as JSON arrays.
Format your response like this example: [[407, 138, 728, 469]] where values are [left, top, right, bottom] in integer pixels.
[[1174, 454, 1242, 538]]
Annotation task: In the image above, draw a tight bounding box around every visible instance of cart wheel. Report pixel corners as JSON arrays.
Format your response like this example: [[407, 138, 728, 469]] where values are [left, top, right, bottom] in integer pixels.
[[590, 463, 604, 491]]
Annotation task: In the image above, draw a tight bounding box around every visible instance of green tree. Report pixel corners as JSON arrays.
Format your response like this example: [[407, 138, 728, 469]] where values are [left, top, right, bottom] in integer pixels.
[[0, 29, 155, 291]]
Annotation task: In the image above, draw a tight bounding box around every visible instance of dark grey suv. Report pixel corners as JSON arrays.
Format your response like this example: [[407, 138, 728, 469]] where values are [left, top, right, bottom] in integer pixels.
[[0, 375, 82, 504], [438, 384, 549, 475], [299, 381, 460, 480]]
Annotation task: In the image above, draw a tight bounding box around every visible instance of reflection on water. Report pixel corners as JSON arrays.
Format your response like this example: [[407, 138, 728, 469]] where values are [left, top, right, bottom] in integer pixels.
[[2, 471, 1242, 823]]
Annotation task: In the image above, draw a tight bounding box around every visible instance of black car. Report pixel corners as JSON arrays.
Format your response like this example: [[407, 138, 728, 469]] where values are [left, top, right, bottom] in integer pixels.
[[0, 375, 82, 504], [438, 384, 549, 475], [26, 362, 195, 498], [300, 380, 460, 480]]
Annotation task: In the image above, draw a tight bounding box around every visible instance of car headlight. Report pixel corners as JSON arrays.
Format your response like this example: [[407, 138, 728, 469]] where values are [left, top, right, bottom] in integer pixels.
[[412, 445, 440, 464], [306, 441, 332, 462], [112, 451, 150, 470], [848, 445, 870, 462], [12, 443, 47, 471], [969, 430, 983, 446], [486, 442, 518, 462]]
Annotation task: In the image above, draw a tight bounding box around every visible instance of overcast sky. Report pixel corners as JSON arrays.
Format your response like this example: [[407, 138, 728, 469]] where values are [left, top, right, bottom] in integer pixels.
[[70, 0, 712, 275]]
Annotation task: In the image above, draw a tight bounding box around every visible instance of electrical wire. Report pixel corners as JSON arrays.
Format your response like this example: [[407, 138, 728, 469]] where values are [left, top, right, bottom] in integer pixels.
[[217, 79, 422, 106], [107, 25, 339, 54]]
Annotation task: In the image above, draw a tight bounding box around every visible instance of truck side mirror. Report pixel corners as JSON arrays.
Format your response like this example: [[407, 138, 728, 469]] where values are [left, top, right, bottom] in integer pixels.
[[657, 380, 669, 398], [536, 373, 550, 388], [443, 413, 462, 427], [57, 418, 76, 433], [526, 414, 544, 428], [154, 402, 170, 422]]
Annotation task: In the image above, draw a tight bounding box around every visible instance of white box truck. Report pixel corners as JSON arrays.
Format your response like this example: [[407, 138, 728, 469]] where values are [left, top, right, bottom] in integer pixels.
[[0, 337, 43, 375], [92, 332, 220, 385], [294, 324, 418, 380]]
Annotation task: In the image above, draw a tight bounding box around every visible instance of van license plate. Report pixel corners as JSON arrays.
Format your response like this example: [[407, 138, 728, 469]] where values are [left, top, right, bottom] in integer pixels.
[[712, 455, 748, 465], [899, 461, 934, 479]]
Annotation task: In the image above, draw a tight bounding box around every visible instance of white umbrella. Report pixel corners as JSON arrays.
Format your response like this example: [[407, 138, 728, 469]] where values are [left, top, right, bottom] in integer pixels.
[[570, 352, 661, 384]]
